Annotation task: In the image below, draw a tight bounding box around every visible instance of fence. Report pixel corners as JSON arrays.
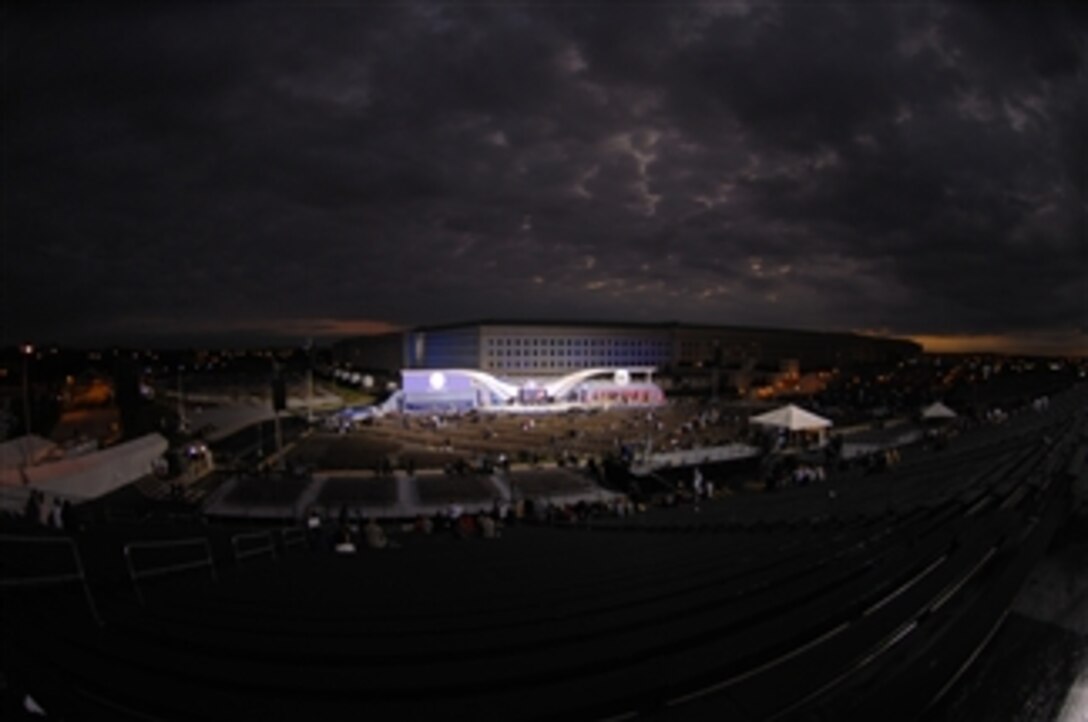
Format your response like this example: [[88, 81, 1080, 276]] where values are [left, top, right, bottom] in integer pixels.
[[232, 531, 277, 565], [124, 537, 216, 605], [280, 527, 307, 552], [0, 534, 102, 626]]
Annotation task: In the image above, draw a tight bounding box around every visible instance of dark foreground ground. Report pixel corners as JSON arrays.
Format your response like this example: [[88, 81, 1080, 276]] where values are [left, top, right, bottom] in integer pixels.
[[935, 528, 1088, 722]]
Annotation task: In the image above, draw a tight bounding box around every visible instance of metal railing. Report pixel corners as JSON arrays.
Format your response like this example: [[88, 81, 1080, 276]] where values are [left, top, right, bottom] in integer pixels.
[[124, 537, 216, 605], [0, 534, 103, 626], [0, 486, 33, 515], [231, 531, 276, 565], [104, 506, 147, 525], [279, 527, 307, 552], [1067, 443, 1087, 478]]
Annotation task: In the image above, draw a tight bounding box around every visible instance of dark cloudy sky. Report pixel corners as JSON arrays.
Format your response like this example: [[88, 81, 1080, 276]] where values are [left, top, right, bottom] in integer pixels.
[[4, 2, 1086, 353]]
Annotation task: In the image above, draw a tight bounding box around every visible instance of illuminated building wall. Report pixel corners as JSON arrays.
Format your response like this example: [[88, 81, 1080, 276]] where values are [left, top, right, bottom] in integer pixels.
[[478, 324, 672, 374], [338, 321, 920, 376]]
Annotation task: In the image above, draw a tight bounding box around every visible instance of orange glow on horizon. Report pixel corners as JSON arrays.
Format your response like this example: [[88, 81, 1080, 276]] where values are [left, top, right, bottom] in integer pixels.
[[908, 333, 1086, 357], [276, 318, 404, 337], [107, 315, 404, 340]]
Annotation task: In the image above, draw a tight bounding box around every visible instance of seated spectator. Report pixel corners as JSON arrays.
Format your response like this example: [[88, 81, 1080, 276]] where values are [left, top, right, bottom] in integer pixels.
[[364, 518, 388, 549], [479, 514, 499, 539], [414, 514, 434, 535], [334, 529, 357, 554], [455, 513, 478, 539], [306, 508, 323, 548]]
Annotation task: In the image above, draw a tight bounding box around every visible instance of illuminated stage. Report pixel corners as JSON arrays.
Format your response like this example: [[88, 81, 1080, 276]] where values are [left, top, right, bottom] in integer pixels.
[[397, 366, 665, 414]]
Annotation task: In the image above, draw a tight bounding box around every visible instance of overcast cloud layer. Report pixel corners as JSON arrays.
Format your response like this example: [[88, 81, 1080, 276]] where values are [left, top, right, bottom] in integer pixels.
[[4, 2, 1086, 352]]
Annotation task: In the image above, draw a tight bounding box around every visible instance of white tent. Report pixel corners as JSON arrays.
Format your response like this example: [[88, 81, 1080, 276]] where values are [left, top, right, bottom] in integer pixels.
[[750, 404, 832, 431], [921, 401, 957, 420], [0, 435, 57, 470], [0, 433, 168, 500]]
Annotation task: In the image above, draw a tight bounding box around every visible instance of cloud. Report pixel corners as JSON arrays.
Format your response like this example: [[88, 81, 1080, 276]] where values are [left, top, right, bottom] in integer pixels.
[[4, 3, 1086, 354]]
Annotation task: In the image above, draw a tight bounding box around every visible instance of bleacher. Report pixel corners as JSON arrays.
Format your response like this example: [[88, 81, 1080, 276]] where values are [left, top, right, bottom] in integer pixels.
[[315, 476, 397, 506], [2, 384, 1085, 721], [415, 473, 499, 505], [506, 469, 600, 497], [220, 477, 311, 507]]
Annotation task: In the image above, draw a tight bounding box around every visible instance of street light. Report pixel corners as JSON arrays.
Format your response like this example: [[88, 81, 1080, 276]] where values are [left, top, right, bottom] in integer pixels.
[[21, 344, 34, 469], [177, 365, 188, 433]]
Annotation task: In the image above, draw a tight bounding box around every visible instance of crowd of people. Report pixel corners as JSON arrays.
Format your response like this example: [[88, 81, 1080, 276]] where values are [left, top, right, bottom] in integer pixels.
[[306, 506, 402, 553], [356, 402, 757, 474], [300, 488, 649, 553]]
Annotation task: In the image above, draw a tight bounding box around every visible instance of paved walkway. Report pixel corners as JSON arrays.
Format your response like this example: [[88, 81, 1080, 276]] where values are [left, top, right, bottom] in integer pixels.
[[203, 466, 620, 521]]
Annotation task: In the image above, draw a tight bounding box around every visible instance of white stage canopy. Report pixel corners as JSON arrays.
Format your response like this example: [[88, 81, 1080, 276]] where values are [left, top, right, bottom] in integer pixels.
[[0, 433, 168, 500], [750, 404, 832, 431], [921, 401, 957, 420], [0, 435, 58, 470]]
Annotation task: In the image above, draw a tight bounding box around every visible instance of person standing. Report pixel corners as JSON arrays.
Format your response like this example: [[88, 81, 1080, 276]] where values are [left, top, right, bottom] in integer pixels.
[[39, 495, 53, 527], [693, 467, 705, 511], [51, 499, 64, 530], [24, 491, 40, 526]]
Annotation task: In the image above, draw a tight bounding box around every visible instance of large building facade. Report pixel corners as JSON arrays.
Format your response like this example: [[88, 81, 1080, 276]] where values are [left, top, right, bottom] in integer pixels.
[[334, 320, 921, 379], [401, 321, 920, 375], [406, 322, 673, 374]]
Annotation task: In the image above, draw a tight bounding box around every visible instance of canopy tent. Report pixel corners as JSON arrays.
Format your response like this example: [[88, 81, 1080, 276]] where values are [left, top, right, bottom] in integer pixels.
[[750, 404, 832, 431], [0, 435, 57, 470], [921, 401, 957, 420], [0, 433, 168, 500]]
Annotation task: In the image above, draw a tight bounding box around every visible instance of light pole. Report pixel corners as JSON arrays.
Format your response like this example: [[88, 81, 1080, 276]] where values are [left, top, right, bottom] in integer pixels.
[[21, 344, 34, 468], [177, 364, 187, 433], [272, 360, 284, 456], [306, 339, 315, 424]]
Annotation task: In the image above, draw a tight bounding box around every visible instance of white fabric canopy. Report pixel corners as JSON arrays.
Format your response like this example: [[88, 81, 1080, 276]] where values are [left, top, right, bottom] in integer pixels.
[[921, 401, 957, 420], [750, 404, 832, 431], [0, 433, 168, 500], [0, 435, 57, 470]]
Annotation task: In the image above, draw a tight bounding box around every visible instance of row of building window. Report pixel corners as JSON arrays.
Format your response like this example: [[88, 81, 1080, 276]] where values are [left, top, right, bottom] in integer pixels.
[[488, 349, 665, 358], [490, 360, 589, 369], [486, 337, 669, 350]]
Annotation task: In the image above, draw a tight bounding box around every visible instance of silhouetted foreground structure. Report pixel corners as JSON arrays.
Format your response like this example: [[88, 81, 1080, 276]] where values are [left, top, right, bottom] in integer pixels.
[[2, 385, 1086, 720]]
